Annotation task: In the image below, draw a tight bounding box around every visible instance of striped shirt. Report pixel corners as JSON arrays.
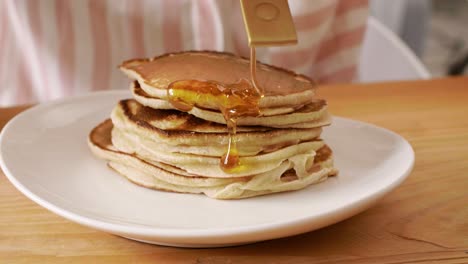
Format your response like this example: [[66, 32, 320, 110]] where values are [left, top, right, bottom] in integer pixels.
[[0, 0, 368, 106]]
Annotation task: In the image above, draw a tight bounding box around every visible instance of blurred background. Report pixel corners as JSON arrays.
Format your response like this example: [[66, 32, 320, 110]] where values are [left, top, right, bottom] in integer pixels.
[[370, 0, 468, 77], [1, 0, 467, 107]]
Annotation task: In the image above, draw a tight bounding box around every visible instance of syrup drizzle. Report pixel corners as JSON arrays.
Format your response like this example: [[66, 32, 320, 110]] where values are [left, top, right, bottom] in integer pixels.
[[167, 47, 263, 173], [250, 46, 263, 95]]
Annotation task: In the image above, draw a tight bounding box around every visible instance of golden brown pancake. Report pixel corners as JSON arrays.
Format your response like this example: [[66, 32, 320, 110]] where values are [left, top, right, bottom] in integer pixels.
[[120, 51, 318, 109], [130, 81, 332, 128], [88, 119, 337, 199], [87, 51, 338, 199], [111, 99, 324, 156]]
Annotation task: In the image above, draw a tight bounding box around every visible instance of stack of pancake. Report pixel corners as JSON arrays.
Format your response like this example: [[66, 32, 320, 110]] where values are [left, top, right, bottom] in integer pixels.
[[88, 51, 337, 199]]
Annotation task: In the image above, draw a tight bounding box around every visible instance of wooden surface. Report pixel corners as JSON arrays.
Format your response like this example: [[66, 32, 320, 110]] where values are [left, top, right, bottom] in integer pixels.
[[1, 77, 468, 263]]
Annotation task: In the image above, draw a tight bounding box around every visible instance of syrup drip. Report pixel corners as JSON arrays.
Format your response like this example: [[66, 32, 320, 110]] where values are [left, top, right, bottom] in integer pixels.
[[167, 47, 263, 173], [250, 47, 263, 95]]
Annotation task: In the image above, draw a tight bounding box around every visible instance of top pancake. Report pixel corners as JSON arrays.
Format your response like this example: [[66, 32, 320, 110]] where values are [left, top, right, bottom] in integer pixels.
[[120, 51, 317, 109]]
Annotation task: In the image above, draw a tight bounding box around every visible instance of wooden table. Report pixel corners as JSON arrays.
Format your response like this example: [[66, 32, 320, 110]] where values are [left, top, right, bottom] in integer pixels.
[[1, 77, 467, 263]]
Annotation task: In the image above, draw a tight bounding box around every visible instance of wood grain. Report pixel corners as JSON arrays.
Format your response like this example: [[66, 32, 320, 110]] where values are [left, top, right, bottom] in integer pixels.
[[1, 77, 468, 263], [0, 105, 30, 132]]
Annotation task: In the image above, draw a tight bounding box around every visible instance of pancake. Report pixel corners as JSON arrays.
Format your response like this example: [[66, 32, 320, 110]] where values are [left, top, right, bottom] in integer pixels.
[[88, 119, 336, 199], [132, 81, 304, 116], [112, 124, 326, 178], [112, 99, 324, 156], [88, 51, 338, 199], [131, 82, 332, 128], [119, 51, 317, 109]]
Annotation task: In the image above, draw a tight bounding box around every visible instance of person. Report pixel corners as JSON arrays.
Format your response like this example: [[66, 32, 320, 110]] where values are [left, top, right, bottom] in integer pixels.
[[0, 0, 368, 106]]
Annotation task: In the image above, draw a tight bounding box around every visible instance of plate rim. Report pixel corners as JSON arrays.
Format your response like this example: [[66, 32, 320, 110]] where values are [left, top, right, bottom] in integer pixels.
[[0, 90, 415, 241]]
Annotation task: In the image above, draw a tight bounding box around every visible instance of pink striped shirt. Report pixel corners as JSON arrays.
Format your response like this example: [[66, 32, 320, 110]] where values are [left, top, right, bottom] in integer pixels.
[[0, 0, 368, 106]]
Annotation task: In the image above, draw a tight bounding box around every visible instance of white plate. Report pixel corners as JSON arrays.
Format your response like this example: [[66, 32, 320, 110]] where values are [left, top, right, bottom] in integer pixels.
[[0, 91, 414, 248]]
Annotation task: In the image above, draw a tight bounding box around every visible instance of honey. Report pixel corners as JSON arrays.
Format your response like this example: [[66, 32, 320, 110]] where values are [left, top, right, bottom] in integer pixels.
[[249, 47, 263, 95], [167, 47, 263, 173]]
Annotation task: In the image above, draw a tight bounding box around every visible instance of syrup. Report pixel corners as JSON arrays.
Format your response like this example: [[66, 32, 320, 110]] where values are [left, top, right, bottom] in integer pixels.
[[167, 47, 263, 173]]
